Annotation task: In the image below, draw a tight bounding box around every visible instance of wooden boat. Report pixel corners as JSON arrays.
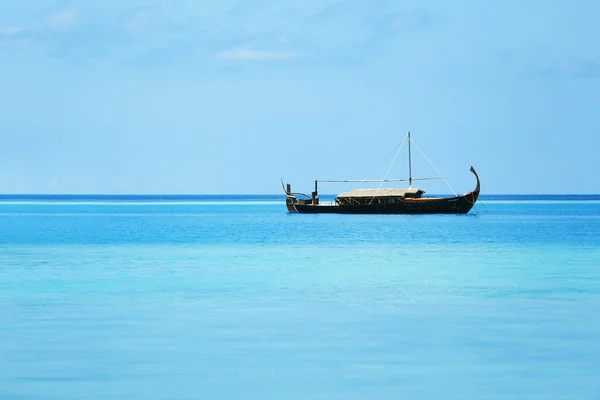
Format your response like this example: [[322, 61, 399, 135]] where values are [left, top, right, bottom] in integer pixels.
[[283, 132, 480, 214]]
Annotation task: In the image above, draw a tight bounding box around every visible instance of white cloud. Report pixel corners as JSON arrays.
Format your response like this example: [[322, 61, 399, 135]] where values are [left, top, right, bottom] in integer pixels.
[[125, 9, 155, 35], [1, 2, 432, 65], [385, 8, 435, 30], [46, 9, 77, 30], [540, 56, 600, 79], [0, 26, 38, 47], [1, 27, 25, 36], [215, 47, 296, 61]]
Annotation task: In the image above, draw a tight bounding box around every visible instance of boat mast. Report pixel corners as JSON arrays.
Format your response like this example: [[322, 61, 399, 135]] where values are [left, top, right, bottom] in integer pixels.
[[408, 131, 412, 188]]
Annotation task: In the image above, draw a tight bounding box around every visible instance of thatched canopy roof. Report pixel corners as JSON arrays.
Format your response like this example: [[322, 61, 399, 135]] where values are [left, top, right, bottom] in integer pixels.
[[337, 188, 425, 198]]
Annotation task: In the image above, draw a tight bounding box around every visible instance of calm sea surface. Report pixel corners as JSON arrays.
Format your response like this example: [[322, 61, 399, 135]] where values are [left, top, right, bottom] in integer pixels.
[[1, 196, 599, 399]]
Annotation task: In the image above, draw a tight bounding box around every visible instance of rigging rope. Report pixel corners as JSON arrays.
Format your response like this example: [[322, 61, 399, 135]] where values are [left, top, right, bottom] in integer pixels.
[[363, 134, 407, 182], [369, 134, 408, 204], [409, 138, 458, 197], [378, 134, 407, 188]]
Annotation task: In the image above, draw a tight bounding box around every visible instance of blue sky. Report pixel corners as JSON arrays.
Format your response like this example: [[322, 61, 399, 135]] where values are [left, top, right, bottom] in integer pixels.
[[1, 0, 599, 194]]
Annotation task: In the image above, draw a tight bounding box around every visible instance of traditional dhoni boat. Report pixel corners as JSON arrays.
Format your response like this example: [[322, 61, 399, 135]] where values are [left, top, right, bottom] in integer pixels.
[[283, 132, 480, 214]]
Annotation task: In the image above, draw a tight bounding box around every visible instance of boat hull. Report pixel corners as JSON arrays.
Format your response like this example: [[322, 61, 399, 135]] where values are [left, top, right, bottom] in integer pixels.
[[288, 192, 478, 214], [284, 167, 481, 215]]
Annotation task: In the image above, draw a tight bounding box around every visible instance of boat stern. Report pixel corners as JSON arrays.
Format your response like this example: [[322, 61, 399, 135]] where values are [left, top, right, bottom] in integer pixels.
[[282, 181, 299, 213], [286, 195, 299, 213]]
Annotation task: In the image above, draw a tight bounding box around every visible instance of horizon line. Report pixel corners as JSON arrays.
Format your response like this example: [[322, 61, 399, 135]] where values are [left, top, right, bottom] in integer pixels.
[[1, 193, 600, 197]]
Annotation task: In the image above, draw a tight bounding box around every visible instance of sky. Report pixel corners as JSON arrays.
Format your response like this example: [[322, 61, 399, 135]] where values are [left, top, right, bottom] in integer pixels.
[[1, 0, 599, 194]]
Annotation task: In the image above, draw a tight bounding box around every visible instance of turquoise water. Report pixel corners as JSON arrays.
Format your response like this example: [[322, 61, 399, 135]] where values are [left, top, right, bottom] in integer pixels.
[[1, 198, 599, 399]]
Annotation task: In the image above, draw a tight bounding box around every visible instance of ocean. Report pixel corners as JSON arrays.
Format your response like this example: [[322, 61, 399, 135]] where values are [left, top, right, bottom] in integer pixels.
[[1, 196, 599, 399]]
